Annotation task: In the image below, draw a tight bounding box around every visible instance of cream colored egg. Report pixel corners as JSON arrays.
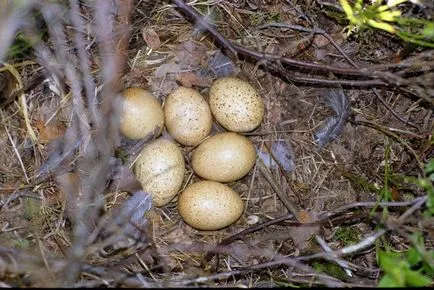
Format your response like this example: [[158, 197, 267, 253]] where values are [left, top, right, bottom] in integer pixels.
[[164, 87, 212, 146], [178, 181, 244, 230], [191, 132, 256, 182], [209, 77, 264, 132], [120, 88, 164, 139], [134, 137, 185, 207]]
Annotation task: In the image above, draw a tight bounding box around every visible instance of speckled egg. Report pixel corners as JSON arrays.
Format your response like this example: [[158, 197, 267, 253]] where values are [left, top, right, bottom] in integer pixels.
[[209, 77, 264, 132], [120, 88, 164, 139], [164, 87, 213, 146], [134, 137, 185, 207], [178, 180, 244, 230], [191, 132, 256, 182]]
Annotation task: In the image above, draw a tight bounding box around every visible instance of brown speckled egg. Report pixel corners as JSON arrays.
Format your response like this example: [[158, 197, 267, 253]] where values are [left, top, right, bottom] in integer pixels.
[[134, 137, 185, 207], [209, 77, 264, 132], [191, 132, 256, 182], [120, 88, 164, 140], [178, 180, 244, 230], [164, 87, 213, 146]]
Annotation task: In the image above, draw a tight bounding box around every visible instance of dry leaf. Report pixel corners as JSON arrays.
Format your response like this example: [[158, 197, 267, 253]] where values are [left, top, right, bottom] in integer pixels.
[[175, 40, 207, 69], [142, 27, 161, 50], [288, 210, 319, 249], [313, 35, 329, 48], [34, 119, 65, 144], [175, 72, 209, 88], [154, 63, 181, 78]]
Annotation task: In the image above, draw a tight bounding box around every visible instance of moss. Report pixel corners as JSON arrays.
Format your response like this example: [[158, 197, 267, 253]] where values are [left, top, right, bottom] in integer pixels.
[[335, 226, 362, 246], [249, 13, 264, 27], [312, 260, 347, 281], [341, 170, 380, 194], [22, 198, 42, 221]]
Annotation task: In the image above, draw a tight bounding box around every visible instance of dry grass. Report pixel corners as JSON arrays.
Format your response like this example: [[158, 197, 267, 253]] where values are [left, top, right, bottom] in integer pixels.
[[0, 0, 433, 287]]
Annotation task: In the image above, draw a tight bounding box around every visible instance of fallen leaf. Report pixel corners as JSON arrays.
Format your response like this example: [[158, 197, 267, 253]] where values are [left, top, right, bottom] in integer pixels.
[[34, 119, 65, 144], [175, 71, 209, 88], [298, 209, 313, 223], [175, 40, 208, 69], [154, 63, 182, 78], [142, 27, 161, 50], [313, 35, 329, 48]]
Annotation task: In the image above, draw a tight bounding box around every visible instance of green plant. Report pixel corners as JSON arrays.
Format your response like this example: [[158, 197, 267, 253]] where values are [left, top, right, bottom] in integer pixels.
[[312, 261, 347, 281], [339, 0, 434, 48], [335, 226, 362, 246], [377, 234, 433, 287], [376, 156, 434, 287]]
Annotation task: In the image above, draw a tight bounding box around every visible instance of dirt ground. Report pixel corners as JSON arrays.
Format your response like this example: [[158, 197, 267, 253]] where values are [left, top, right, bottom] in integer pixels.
[[0, 0, 433, 287]]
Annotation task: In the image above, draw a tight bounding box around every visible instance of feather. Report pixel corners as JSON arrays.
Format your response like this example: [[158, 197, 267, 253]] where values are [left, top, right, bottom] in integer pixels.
[[257, 140, 296, 173], [314, 89, 350, 147]]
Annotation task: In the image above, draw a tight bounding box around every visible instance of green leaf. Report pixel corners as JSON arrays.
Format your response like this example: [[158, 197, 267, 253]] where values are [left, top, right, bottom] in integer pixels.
[[425, 159, 434, 177], [404, 269, 432, 287], [406, 247, 422, 266], [378, 274, 404, 287], [339, 0, 355, 22], [378, 250, 402, 270], [422, 23, 434, 39]]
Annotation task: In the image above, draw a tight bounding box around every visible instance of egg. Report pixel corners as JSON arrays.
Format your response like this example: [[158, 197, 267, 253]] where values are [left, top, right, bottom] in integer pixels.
[[191, 132, 256, 182], [120, 87, 164, 140], [178, 180, 244, 230], [164, 87, 213, 146], [209, 77, 264, 132], [134, 137, 185, 207]]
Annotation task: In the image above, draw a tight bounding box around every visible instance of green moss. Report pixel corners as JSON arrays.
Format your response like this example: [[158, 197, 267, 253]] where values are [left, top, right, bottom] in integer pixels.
[[249, 13, 264, 27], [312, 260, 347, 281], [22, 198, 42, 221], [335, 226, 362, 246], [266, 12, 282, 23]]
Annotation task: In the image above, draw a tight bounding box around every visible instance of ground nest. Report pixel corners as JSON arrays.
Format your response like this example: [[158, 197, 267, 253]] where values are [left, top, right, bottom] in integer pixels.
[[0, 0, 433, 288]]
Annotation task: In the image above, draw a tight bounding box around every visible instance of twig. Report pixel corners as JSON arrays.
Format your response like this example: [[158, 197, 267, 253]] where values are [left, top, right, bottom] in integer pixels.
[[299, 196, 428, 262], [257, 22, 423, 126], [257, 158, 302, 221], [299, 229, 387, 261], [351, 119, 424, 174], [317, 196, 427, 220], [315, 235, 353, 277], [172, 0, 433, 95], [179, 254, 345, 287]]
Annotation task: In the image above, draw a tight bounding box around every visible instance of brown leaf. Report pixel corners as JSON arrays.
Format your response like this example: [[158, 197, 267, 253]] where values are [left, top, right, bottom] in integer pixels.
[[34, 119, 65, 144], [142, 27, 161, 50], [299, 209, 314, 223], [288, 210, 319, 249], [175, 72, 209, 88], [313, 35, 329, 48], [175, 40, 208, 69]]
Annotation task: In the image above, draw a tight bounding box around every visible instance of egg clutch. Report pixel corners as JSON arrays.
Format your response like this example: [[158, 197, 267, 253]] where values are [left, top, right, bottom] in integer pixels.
[[120, 77, 265, 231]]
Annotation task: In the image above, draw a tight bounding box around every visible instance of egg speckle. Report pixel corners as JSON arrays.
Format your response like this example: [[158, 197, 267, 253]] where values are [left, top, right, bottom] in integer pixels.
[[134, 137, 185, 207], [164, 87, 212, 146], [191, 132, 256, 182], [178, 180, 244, 230], [209, 77, 264, 132], [120, 88, 164, 139]]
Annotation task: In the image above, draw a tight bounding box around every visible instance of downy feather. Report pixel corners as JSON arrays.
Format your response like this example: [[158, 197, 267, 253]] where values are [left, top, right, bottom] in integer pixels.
[[314, 89, 350, 147]]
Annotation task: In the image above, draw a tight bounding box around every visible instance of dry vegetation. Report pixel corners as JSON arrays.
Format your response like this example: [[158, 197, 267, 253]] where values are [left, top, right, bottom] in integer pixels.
[[0, 0, 433, 287]]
